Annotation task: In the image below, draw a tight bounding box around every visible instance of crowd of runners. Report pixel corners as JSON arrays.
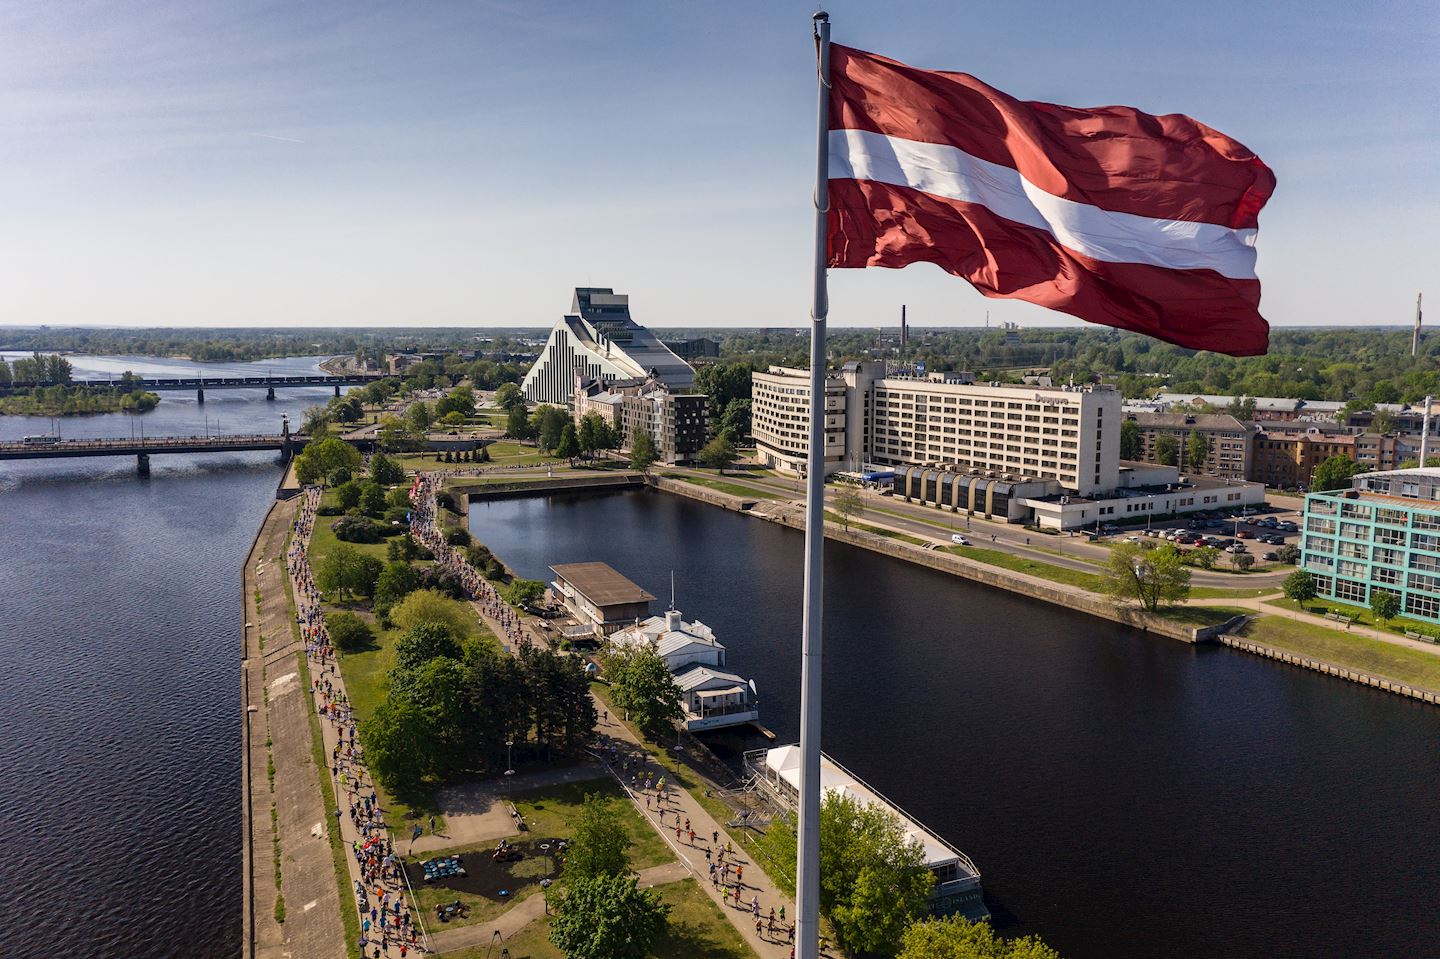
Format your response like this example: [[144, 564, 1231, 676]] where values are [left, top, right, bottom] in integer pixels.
[[408, 473, 529, 650], [288, 486, 426, 958]]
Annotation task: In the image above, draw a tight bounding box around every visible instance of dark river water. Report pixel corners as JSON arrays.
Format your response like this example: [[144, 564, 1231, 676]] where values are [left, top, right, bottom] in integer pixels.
[[0, 354, 336, 959], [470, 489, 1440, 959]]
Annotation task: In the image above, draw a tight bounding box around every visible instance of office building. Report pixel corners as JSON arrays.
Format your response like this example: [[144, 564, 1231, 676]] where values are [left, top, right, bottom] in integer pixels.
[[522, 288, 695, 405], [1300, 469, 1440, 624], [1250, 428, 1357, 489]]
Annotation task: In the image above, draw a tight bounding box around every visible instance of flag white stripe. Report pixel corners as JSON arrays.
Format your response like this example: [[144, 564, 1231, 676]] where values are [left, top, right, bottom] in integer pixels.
[[829, 128, 1258, 280]]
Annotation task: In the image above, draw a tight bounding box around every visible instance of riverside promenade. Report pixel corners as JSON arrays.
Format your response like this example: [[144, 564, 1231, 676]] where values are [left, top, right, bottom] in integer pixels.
[[411, 474, 798, 958], [242, 496, 347, 959]]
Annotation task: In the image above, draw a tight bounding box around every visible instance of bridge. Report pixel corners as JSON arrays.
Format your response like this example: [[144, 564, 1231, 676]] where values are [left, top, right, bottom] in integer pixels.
[[1, 372, 384, 403], [0, 433, 310, 473]]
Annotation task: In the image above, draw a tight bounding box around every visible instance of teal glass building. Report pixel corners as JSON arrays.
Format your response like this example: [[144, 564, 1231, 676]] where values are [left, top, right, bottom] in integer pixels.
[[1301, 469, 1440, 623]]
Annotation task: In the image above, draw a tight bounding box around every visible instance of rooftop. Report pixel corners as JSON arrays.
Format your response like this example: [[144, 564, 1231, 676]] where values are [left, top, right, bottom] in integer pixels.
[[550, 563, 657, 606]]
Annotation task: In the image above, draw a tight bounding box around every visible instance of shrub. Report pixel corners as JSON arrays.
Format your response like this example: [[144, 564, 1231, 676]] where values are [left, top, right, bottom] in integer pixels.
[[328, 611, 375, 651], [446, 527, 472, 547], [316, 505, 344, 516], [332, 515, 383, 543]]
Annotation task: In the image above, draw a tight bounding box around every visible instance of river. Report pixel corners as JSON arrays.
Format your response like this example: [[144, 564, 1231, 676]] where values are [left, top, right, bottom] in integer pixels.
[[0, 354, 336, 959], [469, 489, 1440, 959]]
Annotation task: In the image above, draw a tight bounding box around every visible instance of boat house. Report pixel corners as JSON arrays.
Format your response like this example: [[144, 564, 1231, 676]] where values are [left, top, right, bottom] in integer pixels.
[[610, 608, 759, 731], [549, 562, 656, 636]]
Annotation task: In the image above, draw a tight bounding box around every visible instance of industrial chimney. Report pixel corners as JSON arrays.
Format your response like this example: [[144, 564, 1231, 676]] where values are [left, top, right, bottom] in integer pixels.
[[1414, 293, 1425, 358]]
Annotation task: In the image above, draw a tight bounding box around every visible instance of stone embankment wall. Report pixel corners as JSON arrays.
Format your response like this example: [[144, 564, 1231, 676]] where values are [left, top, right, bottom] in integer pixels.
[[1218, 634, 1440, 704]]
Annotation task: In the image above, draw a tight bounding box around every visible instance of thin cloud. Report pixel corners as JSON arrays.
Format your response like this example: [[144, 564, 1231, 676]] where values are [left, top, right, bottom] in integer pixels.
[[250, 132, 305, 144]]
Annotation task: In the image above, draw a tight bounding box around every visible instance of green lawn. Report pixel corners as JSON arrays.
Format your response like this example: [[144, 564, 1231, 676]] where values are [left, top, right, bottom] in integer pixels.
[[406, 837, 554, 929], [1156, 605, 1252, 626], [825, 511, 928, 546], [945, 545, 1107, 592], [1242, 615, 1440, 690], [1268, 596, 1440, 639], [1188, 585, 1277, 600], [452, 878, 758, 959], [513, 777, 674, 870], [662, 473, 787, 500]]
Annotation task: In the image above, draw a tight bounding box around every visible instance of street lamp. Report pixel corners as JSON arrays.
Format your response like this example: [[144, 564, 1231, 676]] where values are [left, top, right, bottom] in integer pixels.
[[505, 739, 515, 778]]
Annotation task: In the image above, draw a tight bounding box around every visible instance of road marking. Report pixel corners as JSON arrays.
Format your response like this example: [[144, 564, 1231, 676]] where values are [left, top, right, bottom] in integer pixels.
[[303, 899, 318, 912]]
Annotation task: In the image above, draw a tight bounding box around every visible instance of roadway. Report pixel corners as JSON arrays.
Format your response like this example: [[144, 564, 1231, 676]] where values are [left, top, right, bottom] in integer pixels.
[[0, 433, 305, 460], [664, 465, 1296, 590]]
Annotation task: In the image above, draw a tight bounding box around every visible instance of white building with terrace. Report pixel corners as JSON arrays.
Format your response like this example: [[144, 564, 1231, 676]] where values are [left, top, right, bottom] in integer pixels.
[[609, 608, 759, 732]]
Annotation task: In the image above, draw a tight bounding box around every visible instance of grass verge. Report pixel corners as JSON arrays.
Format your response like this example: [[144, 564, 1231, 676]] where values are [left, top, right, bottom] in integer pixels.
[[661, 473, 787, 500], [1241, 615, 1440, 690], [944, 545, 1107, 592]]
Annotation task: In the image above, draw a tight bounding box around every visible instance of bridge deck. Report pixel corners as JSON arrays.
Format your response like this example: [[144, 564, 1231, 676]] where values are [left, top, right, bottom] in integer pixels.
[[0, 434, 306, 460]]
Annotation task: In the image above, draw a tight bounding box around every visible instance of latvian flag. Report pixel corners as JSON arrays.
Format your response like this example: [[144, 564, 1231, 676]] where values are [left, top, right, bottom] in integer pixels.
[[827, 46, 1276, 356]]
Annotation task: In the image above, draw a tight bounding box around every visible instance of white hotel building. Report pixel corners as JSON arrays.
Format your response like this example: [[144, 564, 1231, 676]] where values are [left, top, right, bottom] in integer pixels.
[[752, 361, 1262, 529]]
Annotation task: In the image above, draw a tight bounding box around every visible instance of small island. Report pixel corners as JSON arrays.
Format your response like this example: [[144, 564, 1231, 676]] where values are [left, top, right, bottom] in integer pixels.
[[0, 353, 161, 416]]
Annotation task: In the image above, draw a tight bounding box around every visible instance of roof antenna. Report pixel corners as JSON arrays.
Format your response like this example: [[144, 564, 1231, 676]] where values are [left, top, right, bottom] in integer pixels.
[[669, 570, 676, 611]]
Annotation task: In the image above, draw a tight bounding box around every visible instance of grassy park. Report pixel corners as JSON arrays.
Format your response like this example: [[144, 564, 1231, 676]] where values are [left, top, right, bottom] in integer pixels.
[[454, 878, 756, 959], [1241, 615, 1440, 690]]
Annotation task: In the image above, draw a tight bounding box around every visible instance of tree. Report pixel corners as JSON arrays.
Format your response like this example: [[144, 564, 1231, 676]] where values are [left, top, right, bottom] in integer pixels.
[[549, 874, 670, 959], [629, 429, 659, 472], [1311, 454, 1361, 492], [506, 404, 532, 441], [316, 543, 382, 602], [327, 611, 375, 652], [1370, 589, 1400, 625], [390, 589, 473, 637], [604, 646, 683, 738], [503, 578, 546, 608], [406, 401, 433, 433], [1189, 545, 1220, 570], [1370, 408, 1398, 434], [1186, 429, 1211, 472], [1276, 543, 1301, 565], [1154, 433, 1179, 467], [533, 405, 568, 453], [296, 437, 362, 487], [760, 791, 933, 955], [1100, 542, 1191, 611], [336, 479, 362, 511], [556, 421, 580, 462], [1119, 418, 1143, 460], [899, 915, 1063, 959], [361, 697, 434, 799], [1231, 552, 1255, 571], [494, 382, 526, 411], [833, 485, 864, 530], [374, 561, 421, 611], [578, 413, 603, 459], [393, 622, 465, 673], [720, 398, 752, 440], [359, 481, 387, 515], [1227, 395, 1257, 421], [391, 656, 475, 776], [1284, 569, 1317, 604], [698, 435, 738, 473], [564, 793, 632, 881], [370, 452, 403, 486]]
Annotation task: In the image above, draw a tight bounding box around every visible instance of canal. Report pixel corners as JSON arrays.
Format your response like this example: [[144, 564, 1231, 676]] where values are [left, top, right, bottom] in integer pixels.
[[0, 354, 335, 959], [470, 488, 1440, 959]]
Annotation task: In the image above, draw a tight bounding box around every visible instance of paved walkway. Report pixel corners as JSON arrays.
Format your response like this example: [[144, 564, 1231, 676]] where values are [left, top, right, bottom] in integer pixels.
[[245, 496, 347, 959]]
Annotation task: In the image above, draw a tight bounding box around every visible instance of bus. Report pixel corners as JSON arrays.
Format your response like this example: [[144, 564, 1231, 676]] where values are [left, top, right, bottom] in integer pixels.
[[21, 435, 59, 445]]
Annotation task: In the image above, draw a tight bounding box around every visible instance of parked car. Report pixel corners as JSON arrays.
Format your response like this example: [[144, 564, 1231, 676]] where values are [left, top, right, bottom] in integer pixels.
[[1263, 551, 1279, 561], [1237, 530, 1255, 539], [1279, 521, 1299, 532], [1226, 543, 1248, 553]]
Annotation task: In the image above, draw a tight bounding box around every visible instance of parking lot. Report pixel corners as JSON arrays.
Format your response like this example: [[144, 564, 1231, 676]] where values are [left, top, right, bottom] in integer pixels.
[[1098, 506, 1304, 563]]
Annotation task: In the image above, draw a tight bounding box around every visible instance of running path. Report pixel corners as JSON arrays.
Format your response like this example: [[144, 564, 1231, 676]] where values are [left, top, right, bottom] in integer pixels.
[[408, 474, 798, 958], [288, 487, 429, 958]]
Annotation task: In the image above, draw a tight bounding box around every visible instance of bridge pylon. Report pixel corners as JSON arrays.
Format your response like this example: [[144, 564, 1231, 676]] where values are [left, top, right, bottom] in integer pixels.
[[136, 453, 150, 475], [196, 388, 205, 404]]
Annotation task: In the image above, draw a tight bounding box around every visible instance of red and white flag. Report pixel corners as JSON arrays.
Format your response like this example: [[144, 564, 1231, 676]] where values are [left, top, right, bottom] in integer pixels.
[[827, 45, 1276, 356]]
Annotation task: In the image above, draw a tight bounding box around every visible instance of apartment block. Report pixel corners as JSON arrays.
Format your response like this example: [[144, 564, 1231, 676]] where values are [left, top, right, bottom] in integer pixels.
[[1126, 412, 1252, 479], [1300, 469, 1440, 624]]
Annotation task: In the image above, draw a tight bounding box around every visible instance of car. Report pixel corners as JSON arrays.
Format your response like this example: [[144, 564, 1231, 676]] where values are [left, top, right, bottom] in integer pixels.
[[1267, 534, 1286, 545], [951, 534, 971, 546], [1279, 521, 1299, 532], [1226, 543, 1248, 553], [1237, 530, 1255, 539], [1124, 535, 1143, 543], [1263, 551, 1279, 561]]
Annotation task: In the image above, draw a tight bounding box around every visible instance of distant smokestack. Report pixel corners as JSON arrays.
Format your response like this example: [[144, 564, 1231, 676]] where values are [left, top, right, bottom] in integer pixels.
[[1421, 394, 1433, 467], [900, 304, 908, 349], [1414, 292, 1425, 358]]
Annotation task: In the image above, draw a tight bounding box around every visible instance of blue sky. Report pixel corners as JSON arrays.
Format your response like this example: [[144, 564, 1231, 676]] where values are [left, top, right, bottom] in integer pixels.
[[1, 0, 1435, 330]]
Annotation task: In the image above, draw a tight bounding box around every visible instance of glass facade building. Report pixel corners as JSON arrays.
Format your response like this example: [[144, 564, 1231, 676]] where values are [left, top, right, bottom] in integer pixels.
[[1300, 469, 1440, 623]]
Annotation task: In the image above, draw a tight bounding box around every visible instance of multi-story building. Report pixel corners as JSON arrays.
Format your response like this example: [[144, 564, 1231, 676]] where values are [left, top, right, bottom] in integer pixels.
[[751, 366, 849, 476], [572, 374, 707, 465], [1249, 428, 1356, 489], [752, 361, 1122, 496], [1126, 412, 1253, 479], [522, 287, 694, 405], [1300, 468, 1440, 624]]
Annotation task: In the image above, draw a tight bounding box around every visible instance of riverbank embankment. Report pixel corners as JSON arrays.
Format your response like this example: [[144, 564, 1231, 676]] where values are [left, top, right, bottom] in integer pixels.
[[241, 499, 347, 959]]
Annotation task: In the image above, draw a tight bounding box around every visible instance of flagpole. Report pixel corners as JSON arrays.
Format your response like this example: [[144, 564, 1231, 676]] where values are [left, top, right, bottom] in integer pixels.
[[797, 12, 830, 959]]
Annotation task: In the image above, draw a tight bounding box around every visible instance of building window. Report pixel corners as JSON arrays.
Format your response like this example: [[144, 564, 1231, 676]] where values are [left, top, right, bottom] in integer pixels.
[[1339, 522, 1371, 541], [1405, 592, 1440, 619], [1334, 579, 1368, 603]]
